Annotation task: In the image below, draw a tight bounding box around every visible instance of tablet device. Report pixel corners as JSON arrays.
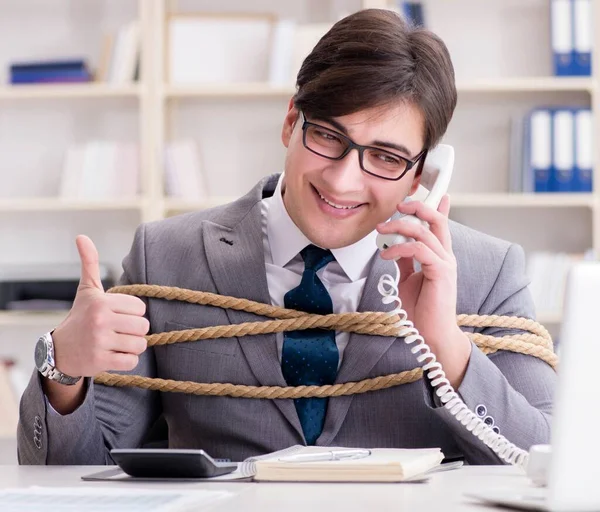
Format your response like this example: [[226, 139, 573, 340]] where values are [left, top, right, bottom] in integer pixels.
[[110, 449, 238, 479]]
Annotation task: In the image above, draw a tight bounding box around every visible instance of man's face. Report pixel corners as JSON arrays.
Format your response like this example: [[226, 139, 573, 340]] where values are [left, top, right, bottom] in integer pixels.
[[280, 101, 426, 249]]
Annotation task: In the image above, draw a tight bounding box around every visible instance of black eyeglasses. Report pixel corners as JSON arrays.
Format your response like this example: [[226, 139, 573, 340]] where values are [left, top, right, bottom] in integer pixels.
[[300, 111, 427, 181]]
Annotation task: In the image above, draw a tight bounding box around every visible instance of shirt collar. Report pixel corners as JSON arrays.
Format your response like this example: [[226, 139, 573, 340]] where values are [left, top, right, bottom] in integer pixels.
[[265, 174, 378, 281]]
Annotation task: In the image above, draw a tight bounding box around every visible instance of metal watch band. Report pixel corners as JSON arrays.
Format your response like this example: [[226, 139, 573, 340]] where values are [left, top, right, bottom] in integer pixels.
[[44, 365, 81, 386], [38, 331, 81, 386]]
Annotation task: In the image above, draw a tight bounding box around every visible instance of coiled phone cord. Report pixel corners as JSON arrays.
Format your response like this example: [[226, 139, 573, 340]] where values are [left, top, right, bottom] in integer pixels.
[[377, 262, 529, 468]]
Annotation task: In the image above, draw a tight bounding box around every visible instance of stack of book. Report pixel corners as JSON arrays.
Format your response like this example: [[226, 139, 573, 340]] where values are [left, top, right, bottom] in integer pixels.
[[7, 19, 140, 86], [510, 108, 593, 193], [8, 59, 92, 85], [96, 21, 141, 84], [551, 0, 592, 76], [59, 141, 139, 200]]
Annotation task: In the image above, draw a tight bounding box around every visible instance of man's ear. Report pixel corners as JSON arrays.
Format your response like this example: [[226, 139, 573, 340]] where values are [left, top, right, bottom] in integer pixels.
[[408, 151, 427, 195], [281, 98, 299, 148], [409, 172, 422, 196]]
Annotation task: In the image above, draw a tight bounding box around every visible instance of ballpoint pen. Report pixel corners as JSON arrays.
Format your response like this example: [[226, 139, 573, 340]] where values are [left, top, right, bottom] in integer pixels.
[[278, 449, 371, 463]]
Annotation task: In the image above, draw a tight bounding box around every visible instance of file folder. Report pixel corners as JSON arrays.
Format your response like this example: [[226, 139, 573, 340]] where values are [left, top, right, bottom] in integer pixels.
[[551, 110, 575, 192], [551, 0, 575, 76], [573, 0, 592, 76], [574, 109, 593, 192], [529, 110, 553, 192]]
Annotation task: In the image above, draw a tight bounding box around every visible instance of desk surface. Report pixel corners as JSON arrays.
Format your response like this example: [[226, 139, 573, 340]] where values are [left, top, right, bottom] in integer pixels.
[[0, 465, 537, 511]]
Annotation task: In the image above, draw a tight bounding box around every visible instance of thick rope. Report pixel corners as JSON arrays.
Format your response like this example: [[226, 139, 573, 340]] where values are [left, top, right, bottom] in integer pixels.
[[93, 285, 557, 399]]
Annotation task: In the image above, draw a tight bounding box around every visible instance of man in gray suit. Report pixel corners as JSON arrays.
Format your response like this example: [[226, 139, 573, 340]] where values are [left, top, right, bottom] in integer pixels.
[[18, 9, 555, 466]]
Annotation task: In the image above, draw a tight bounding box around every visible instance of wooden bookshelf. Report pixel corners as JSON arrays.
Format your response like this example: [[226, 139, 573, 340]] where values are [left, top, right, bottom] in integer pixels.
[[450, 193, 595, 208], [456, 77, 594, 93], [0, 83, 142, 100], [164, 83, 296, 99], [0, 0, 597, 387], [0, 197, 145, 213]]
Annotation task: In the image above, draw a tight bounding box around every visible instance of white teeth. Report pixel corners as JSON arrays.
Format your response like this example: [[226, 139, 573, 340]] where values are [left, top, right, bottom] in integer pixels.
[[318, 191, 359, 210]]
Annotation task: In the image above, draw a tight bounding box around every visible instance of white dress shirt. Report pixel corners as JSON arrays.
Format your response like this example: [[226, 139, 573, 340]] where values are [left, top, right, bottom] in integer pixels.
[[261, 174, 379, 366]]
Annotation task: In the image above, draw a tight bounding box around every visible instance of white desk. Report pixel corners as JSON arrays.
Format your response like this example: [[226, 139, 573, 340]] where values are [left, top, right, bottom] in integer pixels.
[[0, 465, 537, 511]]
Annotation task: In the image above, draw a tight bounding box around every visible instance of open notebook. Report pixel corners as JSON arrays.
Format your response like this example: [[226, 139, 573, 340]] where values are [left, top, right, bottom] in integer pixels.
[[83, 445, 445, 483], [246, 445, 445, 482]]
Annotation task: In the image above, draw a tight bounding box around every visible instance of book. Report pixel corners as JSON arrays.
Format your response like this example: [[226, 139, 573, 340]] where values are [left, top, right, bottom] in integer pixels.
[[551, 0, 575, 76], [164, 139, 208, 201], [246, 445, 445, 482], [9, 59, 92, 84], [573, 0, 592, 76], [59, 141, 139, 200], [400, 2, 426, 27]]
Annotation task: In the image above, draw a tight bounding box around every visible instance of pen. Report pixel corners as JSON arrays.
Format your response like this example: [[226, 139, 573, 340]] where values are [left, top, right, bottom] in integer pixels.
[[278, 449, 371, 463]]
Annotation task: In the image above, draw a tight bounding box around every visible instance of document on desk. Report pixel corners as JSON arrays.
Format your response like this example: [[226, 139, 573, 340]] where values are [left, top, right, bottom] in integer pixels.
[[0, 486, 234, 512]]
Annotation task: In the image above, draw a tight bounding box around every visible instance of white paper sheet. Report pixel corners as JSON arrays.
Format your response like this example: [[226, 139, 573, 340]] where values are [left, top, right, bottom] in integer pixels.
[[0, 486, 234, 512]]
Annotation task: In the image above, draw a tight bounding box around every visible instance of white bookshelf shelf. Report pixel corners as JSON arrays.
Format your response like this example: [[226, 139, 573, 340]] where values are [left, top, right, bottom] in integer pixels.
[[0, 83, 142, 100], [456, 77, 594, 93], [450, 193, 595, 208], [163, 194, 595, 214], [164, 83, 296, 99], [0, 310, 67, 327], [162, 78, 594, 99], [0, 197, 145, 213]]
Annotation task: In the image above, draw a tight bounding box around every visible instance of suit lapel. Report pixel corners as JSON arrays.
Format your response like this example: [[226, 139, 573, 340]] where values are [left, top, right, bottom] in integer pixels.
[[317, 254, 401, 446], [202, 177, 304, 438]]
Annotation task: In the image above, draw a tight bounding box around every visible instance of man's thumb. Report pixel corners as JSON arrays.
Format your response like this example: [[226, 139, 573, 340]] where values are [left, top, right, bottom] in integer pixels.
[[76, 235, 104, 291]]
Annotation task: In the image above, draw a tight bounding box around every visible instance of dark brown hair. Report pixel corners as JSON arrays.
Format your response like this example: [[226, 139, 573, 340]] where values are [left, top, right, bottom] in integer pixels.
[[294, 9, 457, 150]]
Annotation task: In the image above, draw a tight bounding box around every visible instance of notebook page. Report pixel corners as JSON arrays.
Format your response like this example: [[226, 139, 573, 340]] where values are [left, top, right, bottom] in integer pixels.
[[0, 487, 234, 512], [238, 444, 305, 477]]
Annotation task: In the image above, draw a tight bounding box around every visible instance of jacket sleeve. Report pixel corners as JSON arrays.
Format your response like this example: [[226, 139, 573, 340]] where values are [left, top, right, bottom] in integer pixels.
[[425, 243, 556, 464], [17, 224, 162, 465]]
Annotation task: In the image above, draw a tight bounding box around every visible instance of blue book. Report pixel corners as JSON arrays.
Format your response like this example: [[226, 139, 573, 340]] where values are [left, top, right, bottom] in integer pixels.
[[573, 0, 592, 76], [10, 68, 91, 84], [550, 109, 575, 192], [9, 59, 87, 73], [551, 0, 576, 76], [574, 108, 593, 192], [400, 2, 425, 27], [528, 110, 553, 192]]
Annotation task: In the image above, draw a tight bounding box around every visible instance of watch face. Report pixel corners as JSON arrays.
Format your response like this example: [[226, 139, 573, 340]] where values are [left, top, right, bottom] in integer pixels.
[[34, 337, 48, 369]]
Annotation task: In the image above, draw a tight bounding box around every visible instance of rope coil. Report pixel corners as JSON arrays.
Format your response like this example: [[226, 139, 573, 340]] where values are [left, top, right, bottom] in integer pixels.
[[93, 284, 556, 399]]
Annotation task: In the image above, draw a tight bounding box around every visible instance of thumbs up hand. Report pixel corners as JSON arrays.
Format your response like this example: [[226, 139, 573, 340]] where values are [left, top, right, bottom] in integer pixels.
[[51, 235, 150, 379]]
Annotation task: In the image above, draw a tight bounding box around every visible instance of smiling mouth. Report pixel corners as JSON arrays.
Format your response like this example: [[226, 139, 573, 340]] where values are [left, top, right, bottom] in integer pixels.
[[314, 186, 363, 210]]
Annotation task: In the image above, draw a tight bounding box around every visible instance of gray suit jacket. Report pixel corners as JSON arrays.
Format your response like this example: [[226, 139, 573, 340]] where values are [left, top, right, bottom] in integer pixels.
[[18, 174, 556, 465]]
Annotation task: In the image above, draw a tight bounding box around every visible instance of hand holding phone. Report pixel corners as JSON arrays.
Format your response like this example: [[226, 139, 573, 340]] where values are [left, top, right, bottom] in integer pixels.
[[375, 145, 471, 389]]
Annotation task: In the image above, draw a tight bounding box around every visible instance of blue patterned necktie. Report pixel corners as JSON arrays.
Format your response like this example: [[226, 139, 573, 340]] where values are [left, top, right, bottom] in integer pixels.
[[282, 244, 338, 445]]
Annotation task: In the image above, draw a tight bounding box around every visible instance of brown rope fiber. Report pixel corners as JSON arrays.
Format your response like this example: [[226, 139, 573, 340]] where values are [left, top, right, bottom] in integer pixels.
[[93, 285, 556, 399]]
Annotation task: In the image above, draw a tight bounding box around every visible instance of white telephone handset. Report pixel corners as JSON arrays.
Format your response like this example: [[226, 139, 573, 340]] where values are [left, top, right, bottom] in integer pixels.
[[374, 143, 530, 468], [376, 144, 454, 250]]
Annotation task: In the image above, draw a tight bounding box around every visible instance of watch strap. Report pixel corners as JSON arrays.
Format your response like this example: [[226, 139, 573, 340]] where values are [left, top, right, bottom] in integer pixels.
[[38, 331, 81, 386]]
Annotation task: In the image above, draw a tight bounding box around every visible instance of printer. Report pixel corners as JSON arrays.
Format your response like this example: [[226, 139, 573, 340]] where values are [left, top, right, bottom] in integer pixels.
[[0, 263, 114, 310]]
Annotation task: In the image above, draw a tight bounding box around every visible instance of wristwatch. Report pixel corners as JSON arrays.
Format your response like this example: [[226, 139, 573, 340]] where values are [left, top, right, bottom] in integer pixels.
[[34, 331, 81, 386]]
